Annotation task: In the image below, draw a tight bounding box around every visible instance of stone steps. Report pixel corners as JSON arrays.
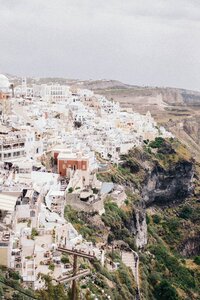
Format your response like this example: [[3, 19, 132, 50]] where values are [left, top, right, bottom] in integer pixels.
[[121, 251, 136, 277]]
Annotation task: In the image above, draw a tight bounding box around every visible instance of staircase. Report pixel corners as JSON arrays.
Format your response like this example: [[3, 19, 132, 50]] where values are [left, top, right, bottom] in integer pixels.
[[122, 250, 140, 300], [122, 251, 136, 276]]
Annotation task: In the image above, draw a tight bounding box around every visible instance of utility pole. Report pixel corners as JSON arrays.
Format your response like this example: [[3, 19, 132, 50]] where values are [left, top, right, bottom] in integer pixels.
[[57, 246, 96, 300], [72, 254, 78, 300]]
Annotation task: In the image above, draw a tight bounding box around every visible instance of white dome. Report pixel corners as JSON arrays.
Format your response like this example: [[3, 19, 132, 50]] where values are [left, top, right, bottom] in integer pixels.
[[0, 74, 10, 90]]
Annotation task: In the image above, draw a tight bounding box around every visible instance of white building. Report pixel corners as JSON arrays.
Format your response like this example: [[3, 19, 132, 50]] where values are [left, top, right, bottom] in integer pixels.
[[40, 84, 70, 102]]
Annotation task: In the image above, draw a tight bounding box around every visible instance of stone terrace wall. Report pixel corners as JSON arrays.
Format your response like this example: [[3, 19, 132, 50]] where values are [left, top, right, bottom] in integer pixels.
[[66, 193, 105, 215]]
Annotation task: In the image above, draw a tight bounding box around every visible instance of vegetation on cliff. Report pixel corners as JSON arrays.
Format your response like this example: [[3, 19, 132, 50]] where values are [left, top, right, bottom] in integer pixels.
[[96, 138, 199, 299], [1, 138, 199, 300], [140, 210, 200, 299]]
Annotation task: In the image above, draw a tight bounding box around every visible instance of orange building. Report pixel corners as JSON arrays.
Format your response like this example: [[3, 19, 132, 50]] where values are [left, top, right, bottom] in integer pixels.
[[57, 151, 88, 176]]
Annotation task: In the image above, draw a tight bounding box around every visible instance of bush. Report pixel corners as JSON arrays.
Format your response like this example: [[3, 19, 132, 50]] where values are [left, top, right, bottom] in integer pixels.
[[124, 199, 129, 206], [179, 205, 192, 220], [48, 263, 55, 272], [149, 272, 161, 286], [153, 214, 161, 224], [146, 214, 150, 225], [31, 228, 39, 240], [154, 280, 179, 300], [149, 137, 164, 149], [194, 256, 200, 265], [161, 218, 180, 244], [61, 255, 69, 264], [68, 187, 73, 193], [64, 205, 80, 223], [8, 270, 21, 281]]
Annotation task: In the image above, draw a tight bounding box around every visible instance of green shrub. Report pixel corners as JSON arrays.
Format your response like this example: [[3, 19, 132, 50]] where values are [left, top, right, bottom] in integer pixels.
[[148, 272, 161, 286], [146, 214, 150, 225], [31, 228, 39, 240], [179, 205, 192, 219], [149, 137, 164, 149], [48, 263, 55, 272], [61, 255, 69, 264], [153, 214, 161, 224], [161, 218, 180, 244], [194, 256, 200, 265], [154, 280, 179, 300], [8, 270, 21, 281], [124, 199, 129, 205], [68, 187, 73, 193]]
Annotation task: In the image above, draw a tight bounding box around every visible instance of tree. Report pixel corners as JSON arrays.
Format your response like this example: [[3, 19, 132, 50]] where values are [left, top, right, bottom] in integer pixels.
[[154, 280, 179, 300]]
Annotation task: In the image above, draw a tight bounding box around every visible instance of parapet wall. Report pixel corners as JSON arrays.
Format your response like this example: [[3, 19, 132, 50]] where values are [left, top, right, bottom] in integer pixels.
[[66, 193, 105, 215]]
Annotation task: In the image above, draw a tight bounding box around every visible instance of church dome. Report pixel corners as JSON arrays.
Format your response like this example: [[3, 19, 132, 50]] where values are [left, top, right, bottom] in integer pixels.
[[0, 74, 10, 90]]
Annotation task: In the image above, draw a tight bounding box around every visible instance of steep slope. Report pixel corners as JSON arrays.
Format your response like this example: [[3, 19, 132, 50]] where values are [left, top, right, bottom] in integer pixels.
[[63, 138, 199, 299]]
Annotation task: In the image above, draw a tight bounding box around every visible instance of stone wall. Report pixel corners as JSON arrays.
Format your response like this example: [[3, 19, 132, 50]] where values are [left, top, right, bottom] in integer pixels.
[[66, 193, 105, 215]]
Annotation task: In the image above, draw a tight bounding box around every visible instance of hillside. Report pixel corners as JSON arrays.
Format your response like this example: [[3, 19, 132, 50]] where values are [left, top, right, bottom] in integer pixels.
[[7, 73, 200, 161], [0, 138, 199, 300], [65, 138, 200, 300], [92, 83, 200, 163]]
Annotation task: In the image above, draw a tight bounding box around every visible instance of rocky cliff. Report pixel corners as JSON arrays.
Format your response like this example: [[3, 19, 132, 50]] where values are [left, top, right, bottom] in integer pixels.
[[142, 159, 194, 206], [119, 138, 195, 206], [179, 235, 200, 257], [63, 138, 199, 299]]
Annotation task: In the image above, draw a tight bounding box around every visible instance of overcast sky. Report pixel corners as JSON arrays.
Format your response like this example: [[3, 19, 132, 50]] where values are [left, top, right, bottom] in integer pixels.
[[0, 0, 200, 90]]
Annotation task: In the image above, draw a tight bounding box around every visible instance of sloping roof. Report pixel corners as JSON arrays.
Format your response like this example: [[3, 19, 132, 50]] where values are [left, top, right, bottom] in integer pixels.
[[0, 192, 20, 211]]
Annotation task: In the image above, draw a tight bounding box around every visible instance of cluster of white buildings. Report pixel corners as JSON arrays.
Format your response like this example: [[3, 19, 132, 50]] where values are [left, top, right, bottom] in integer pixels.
[[11, 77, 172, 164], [0, 74, 172, 289]]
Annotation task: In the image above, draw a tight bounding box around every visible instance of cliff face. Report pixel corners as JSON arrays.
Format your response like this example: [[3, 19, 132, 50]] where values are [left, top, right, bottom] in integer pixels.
[[135, 209, 147, 248], [119, 139, 195, 207], [115, 140, 196, 254], [142, 160, 194, 206], [179, 235, 200, 257]]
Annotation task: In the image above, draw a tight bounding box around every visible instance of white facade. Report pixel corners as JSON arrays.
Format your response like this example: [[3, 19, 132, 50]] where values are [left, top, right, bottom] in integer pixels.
[[40, 84, 70, 102]]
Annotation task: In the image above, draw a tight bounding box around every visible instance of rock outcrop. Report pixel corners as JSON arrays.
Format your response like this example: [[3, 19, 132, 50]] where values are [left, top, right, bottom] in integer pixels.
[[135, 209, 147, 248], [179, 234, 200, 257], [142, 160, 194, 206]]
